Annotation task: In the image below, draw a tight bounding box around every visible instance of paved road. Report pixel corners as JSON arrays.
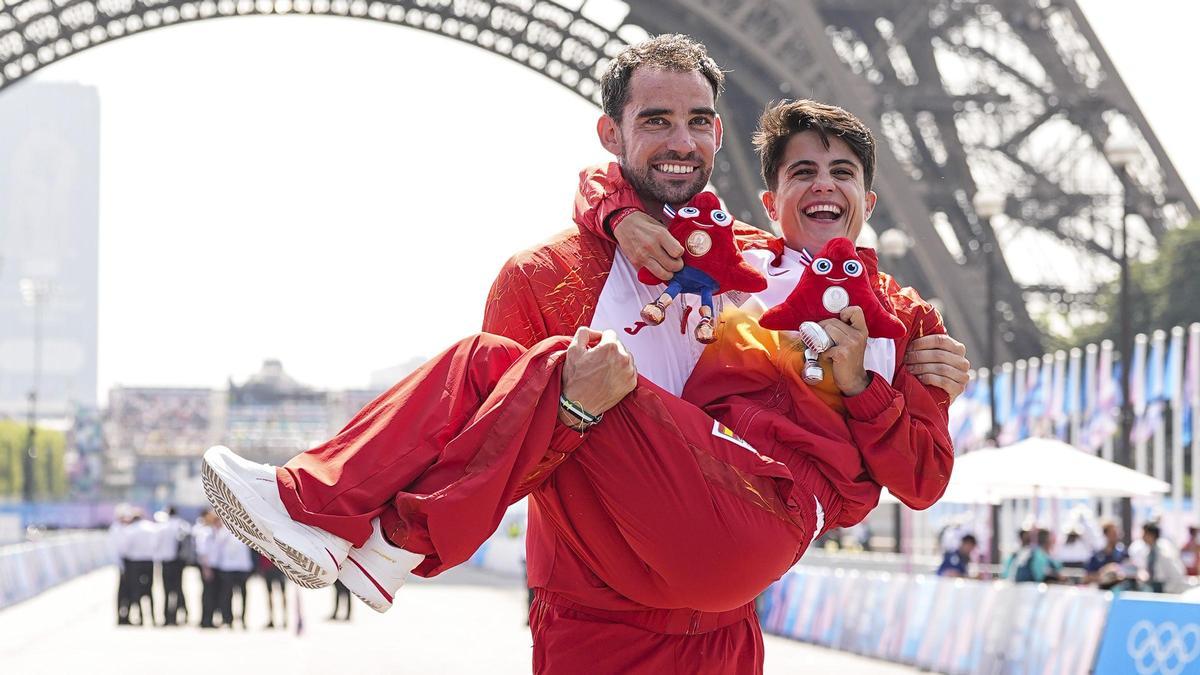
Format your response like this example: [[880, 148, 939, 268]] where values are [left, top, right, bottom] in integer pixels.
[[0, 565, 922, 674]]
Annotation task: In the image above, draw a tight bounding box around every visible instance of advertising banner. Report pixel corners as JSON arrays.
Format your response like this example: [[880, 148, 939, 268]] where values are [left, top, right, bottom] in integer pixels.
[[1094, 594, 1200, 675]]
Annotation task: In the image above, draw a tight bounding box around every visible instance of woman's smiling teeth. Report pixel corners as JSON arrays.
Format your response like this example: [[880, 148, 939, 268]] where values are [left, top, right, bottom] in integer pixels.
[[803, 202, 844, 221], [656, 163, 695, 174]]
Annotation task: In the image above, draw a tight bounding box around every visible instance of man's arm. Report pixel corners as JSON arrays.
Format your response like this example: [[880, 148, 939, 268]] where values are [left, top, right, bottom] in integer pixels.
[[574, 163, 782, 280], [482, 259, 582, 496], [574, 162, 646, 241], [574, 163, 684, 281], [905, 334, 969, 403], [819, 303, 955, 510], [482, 259, 637, 498], [482, 257, 551, 350]]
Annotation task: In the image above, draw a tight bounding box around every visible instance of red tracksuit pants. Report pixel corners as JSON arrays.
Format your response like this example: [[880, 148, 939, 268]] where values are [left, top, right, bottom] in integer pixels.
[[276, 333, 834, 673]]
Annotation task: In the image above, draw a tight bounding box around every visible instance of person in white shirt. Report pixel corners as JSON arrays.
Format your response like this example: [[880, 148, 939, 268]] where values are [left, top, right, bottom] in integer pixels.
[[1141, 522, 1188, 594], [154, 506, 191, 626], [123, 509, 161, 626], [213, 522, 254, 629], [193, 510, 221, 628], [1057, 530, 1093, 569], [109, 507, 135, 625]]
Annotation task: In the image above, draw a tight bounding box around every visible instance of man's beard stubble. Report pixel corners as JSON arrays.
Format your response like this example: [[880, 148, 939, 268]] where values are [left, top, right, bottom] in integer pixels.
[[621, 158, 712, 208]]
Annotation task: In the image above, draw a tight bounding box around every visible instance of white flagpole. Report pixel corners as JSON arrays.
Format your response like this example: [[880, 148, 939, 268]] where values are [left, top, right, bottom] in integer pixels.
[[1133, 333, 1149, 476], [1169, 327, 1185, 516], [1190, 323, 1200, 522], [977, 368, 992, 450], [1151, 329, 1168, 483], [1013, 359, 1029, 442], [1053, 350, 1067, 439], [1098, 340, 1115, 519], [1069, 347, 1083, 446]]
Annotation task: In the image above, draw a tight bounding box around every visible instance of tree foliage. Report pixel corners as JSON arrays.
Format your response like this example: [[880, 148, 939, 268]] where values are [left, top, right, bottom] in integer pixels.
[[1070, 220, 1200, 346], [0, 420, 67, 500]]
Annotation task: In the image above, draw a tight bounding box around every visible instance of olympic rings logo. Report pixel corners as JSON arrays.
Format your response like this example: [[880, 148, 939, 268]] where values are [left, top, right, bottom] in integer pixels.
[[1126, 620, 1200, 675]]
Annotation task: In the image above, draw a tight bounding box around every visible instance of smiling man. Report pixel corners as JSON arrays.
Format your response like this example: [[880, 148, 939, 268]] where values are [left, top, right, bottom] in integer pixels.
[[757, 100, 877, 258], [491, 49, 962, 672], [578, 99, 963, 512], [202, 36, 963, 675]]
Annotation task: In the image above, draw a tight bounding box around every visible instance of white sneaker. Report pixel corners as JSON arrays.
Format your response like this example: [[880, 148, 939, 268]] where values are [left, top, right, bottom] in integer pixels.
[[202, 445, 349, 589], [339, 518, 424, 613]]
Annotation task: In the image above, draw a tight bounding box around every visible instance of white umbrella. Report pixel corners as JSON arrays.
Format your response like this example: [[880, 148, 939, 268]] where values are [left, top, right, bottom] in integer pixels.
[[881, 437, 1170, 504], [960, 437, 1169, 499]]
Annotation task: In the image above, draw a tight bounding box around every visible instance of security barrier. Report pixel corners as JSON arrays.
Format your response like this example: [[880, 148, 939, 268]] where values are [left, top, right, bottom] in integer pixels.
[[0, 532, 116, 610], [756, 566, 1200, 675], [763, 564, 1108, 667]]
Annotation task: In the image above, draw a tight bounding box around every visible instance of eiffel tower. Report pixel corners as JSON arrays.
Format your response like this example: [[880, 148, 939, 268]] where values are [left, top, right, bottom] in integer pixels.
[[2, 0, 1192, 361]]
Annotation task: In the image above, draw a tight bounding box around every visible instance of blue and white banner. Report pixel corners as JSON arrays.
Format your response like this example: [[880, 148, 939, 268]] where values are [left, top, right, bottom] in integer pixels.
[[1093, 594, 1200, 675]]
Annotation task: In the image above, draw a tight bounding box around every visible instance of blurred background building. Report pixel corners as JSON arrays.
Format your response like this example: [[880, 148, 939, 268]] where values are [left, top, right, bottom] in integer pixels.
[[100, 359, 385, 504], [0, 82, 99, 418]]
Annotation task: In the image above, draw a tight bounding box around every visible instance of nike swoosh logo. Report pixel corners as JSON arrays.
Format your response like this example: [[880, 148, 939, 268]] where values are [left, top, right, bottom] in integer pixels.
[[767, 270, 791, 277]]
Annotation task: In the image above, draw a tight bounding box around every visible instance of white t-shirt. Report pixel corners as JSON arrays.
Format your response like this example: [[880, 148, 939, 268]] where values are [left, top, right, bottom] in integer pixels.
[[588, 247, 897, 396]]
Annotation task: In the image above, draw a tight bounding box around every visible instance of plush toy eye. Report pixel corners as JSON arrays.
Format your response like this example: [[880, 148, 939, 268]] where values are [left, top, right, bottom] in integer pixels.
[[679, 206, 700, 218], [843, 260, 863, 277], [710, 209, 732, 226], [812, 258, 833, 275]]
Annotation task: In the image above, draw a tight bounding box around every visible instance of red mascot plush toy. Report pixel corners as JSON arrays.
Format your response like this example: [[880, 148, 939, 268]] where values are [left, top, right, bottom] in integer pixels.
[[639, 192, 767, 344], [759, 237, 905, 383]]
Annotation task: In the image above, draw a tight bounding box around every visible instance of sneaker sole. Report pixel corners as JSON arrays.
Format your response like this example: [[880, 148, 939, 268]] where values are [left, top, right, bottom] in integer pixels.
[[201, 459, 334, 589], [341, 556, 393, 613]]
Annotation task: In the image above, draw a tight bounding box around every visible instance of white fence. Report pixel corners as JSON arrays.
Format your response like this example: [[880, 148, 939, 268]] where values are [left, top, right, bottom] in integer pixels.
[[760, 565, 1113, 675], [0, 532, 116, 610]]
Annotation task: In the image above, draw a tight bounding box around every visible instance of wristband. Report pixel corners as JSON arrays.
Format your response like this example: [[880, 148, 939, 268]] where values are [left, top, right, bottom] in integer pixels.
[[604, 207, 640, 238], [559, 394, 603, 427]]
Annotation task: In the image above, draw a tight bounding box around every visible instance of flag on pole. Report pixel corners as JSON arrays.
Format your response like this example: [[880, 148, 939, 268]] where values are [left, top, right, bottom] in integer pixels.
[[1188, 323, 1200, 407], [1131, 333, 1148, 414], [1133, 332, 1165, 445], [1083, 343, 1098, 418], [1184, 324, 1200, 446], [996, 364, 1016, 444], [949, 375, 979, 450], [1168, 327, 1186, 509], [1085, 341, 1118, 451], [1006, 360, 1032, 443], [1067, 348, 1084, 444], [1067, 348, 1083, 417], [1051, 351, 1068, 438], [1018, 358, 1045, 440]]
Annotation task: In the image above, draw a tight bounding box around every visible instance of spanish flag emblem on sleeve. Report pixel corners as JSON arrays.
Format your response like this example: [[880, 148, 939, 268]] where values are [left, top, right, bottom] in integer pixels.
[[711, 421, 758, 454]]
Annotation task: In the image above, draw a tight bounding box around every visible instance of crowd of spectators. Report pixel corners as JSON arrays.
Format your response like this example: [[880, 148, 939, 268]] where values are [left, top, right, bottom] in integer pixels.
[[937, 518, 1199, 595], [107, 389, 213, 455]]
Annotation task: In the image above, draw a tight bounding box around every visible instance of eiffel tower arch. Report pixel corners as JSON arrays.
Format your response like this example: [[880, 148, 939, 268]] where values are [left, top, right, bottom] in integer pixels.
[[3, 0, 1193, 361]]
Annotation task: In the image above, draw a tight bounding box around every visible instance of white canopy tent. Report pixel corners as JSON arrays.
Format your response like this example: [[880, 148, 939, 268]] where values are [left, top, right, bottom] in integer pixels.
[[882, 437, 1170, 505]]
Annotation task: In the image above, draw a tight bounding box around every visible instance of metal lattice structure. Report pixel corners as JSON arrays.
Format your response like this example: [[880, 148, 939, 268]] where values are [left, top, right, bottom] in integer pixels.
[[2, 0, 1194, 361]]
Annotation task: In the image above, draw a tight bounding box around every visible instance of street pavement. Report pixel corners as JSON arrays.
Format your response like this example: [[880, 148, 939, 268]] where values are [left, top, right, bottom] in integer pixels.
[[0, 565, 922, 674]]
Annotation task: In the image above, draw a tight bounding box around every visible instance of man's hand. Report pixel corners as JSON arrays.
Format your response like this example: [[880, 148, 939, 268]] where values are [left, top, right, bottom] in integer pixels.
[[560, 327, 637, 422], [819, 306, 871, 397], [905, 334, 970, 402], [613, 211, 684, 281]]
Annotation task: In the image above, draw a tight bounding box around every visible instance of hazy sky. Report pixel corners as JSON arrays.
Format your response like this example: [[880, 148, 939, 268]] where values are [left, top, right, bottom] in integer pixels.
[[22, 0, 1200, 399]]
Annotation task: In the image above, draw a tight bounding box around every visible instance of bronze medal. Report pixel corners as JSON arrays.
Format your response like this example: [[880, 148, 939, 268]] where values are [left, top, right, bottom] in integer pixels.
[[686, 230, 712, 256]]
